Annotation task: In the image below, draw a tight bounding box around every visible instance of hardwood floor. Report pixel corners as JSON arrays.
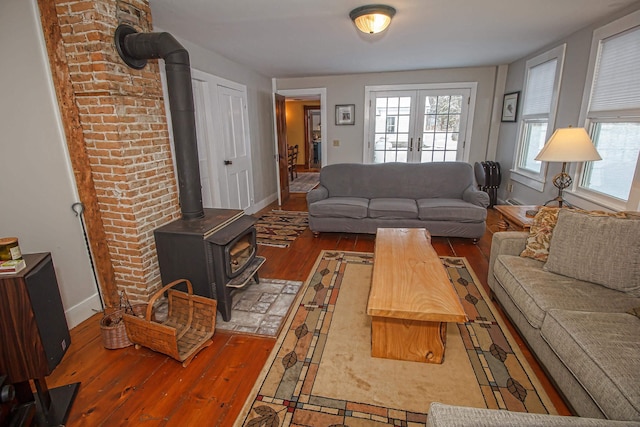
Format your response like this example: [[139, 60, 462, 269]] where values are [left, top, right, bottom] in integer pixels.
[[47, 195, 570, 426]]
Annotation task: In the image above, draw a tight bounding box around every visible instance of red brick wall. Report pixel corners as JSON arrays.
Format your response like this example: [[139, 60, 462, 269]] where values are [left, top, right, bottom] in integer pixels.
[[55, 0, 180, 302]]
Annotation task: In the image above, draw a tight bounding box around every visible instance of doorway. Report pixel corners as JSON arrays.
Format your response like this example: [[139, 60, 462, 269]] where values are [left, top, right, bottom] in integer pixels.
[[163, 68, 256, 212], [273, 88, 327, 205], [304, 106, 321, 170]]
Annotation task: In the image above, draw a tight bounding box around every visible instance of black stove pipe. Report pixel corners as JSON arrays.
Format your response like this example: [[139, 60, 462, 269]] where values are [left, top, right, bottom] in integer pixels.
[[114, 24, 204, 220]]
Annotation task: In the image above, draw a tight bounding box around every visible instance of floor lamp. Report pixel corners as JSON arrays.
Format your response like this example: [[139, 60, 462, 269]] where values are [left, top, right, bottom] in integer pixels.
[[535, 127, 601, 208]]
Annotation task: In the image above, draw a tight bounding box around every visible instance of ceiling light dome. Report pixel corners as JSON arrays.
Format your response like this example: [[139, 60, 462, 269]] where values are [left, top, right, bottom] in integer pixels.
[[350, 4, 396, 34]]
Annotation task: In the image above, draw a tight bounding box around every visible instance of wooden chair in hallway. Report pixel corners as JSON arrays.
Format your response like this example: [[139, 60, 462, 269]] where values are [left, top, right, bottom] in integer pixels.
[[288, 144, 299, 181]]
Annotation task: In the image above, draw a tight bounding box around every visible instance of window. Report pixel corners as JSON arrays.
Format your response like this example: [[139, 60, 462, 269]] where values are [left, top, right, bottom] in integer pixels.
[[511, 45, 565, 190], [364, 83, 476, 164], [576, 12, 640, 210]]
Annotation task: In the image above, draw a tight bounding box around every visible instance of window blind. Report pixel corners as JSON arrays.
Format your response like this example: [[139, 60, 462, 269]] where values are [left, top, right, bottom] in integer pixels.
[[522, 59, 558, 116], [590, 26, 640, 112]]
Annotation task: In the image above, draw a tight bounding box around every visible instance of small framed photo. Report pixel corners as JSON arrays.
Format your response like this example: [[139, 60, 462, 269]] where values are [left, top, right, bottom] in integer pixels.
[[335, 104, 355, 125], [501, 91, 519, 122]]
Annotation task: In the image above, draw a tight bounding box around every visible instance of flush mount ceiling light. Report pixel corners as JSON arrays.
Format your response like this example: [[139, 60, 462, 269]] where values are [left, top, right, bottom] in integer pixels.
[[350, 4, 396, 34]]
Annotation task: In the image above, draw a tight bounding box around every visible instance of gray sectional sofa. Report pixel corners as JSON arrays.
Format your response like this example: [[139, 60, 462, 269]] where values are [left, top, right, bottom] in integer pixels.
[[488, 209, 640, 422], [306, 162, 489, 239]]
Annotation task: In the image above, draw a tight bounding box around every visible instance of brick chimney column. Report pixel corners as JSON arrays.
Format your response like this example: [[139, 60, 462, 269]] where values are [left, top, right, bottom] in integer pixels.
[[49, 0, 181, 303]]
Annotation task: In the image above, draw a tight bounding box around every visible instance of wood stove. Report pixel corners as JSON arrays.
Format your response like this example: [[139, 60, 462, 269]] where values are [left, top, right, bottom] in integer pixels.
[[154, 209, 265, 321], [115, 26, 265, 321]]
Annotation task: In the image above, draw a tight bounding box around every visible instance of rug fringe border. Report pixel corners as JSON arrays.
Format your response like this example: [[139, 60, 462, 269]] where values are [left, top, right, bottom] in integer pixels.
[[233, 249, 338, 426]]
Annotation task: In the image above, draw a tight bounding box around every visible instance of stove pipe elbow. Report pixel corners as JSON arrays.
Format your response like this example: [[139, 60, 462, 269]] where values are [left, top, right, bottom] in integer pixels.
[[114, 24, 204, 220]]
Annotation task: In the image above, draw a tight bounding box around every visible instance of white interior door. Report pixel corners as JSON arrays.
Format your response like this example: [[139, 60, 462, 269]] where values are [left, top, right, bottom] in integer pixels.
[[164, 68, 255, 211], [191, 77, 219, 207], [216, 84, 254, 210]]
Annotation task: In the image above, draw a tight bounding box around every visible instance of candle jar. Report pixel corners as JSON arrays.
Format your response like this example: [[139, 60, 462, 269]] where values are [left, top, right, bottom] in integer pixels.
[[0, 237, 22, 261]]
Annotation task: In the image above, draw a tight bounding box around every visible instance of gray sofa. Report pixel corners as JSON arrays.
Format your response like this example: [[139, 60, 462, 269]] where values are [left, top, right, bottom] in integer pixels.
[[306, 162, 489, 239], [488, 209, 640, 421]]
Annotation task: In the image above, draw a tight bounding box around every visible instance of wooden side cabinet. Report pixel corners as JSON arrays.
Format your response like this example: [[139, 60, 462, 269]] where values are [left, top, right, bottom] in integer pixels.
[[0, 253, 79, 426]]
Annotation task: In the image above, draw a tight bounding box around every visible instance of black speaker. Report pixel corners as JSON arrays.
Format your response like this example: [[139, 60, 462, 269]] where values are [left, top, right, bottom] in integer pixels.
[[0, 253, 70, 383], [0, 253, 78, 426], [23, 256, 70, 374]]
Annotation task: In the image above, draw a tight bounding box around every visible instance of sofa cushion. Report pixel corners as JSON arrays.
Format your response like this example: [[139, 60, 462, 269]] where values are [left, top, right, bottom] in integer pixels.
[[417, 198, 487, 222], [308, 197, 369, 219], [545, 210, 640, 297], [493, 254, 640, 329], [368, 198, 418, 219], [541, 310, 640, 420]]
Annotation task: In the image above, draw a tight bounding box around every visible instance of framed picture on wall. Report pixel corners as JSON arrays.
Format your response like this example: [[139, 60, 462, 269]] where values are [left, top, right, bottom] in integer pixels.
[[335, 104, 355, 125], [501, 92, 519, 122]]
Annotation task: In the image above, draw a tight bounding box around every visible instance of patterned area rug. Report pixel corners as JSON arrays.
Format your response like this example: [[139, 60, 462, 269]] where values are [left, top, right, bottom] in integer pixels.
[[255, 210, 309, 248], [235, 251, 556, 426], [289, 172, 320, 193]]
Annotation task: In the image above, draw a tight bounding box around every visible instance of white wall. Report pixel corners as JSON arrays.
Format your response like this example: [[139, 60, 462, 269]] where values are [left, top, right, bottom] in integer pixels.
[[496, 2, 640, 208], [275, 66, 499, 166], [0, 0, 101, 327]]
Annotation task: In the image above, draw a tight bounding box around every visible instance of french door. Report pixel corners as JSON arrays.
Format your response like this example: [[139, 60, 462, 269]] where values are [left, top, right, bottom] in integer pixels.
[[365, 85, 474, 163]]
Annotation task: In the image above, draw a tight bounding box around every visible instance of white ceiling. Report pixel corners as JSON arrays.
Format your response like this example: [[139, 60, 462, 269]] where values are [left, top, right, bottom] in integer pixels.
[[150, 0, 638, 78]]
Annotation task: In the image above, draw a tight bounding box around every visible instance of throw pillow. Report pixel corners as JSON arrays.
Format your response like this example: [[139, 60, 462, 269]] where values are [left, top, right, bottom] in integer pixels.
[[520, 207, 561, 261], [544, 209, 640, 296]]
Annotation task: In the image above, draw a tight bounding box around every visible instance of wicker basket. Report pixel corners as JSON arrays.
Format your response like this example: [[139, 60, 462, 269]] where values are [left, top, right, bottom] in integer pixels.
[[100, 303, 146, 349], [123, 279, 216, 367]]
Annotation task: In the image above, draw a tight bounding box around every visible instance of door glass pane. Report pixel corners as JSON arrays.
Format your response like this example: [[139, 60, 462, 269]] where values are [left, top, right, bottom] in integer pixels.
[[581, 122, 640, 200], [433, 151, 445, 161], [397, 151, 408, 162], [397, 134, 409, 151]]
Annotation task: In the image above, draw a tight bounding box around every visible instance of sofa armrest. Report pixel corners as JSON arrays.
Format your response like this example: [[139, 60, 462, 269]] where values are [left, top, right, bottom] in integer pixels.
[[462, 185, 490, 207], [306, 185, 329, 205], [488, 231, 528, 292]]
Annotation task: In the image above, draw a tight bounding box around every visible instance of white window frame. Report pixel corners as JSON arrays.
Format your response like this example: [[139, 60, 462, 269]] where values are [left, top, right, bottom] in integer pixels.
[[569, 10, 640, 211], [510, 44, 566, 191], [363, 82, 477, 163]]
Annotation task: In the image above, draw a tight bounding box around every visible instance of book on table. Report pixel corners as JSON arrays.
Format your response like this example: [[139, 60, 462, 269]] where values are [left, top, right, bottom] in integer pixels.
[[0, 259, 26, 274]]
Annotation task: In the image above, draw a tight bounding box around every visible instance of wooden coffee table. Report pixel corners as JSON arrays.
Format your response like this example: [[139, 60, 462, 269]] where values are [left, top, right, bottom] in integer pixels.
[[367, 228, 467, 364], [494, 205, 540, 231]]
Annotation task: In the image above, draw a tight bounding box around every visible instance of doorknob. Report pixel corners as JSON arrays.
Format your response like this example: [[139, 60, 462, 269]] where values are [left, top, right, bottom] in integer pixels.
[[224, 160, 233, 165]]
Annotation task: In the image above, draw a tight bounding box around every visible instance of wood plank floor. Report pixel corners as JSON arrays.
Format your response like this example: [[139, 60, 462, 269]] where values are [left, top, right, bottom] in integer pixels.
[[47, 194, 571, 426]]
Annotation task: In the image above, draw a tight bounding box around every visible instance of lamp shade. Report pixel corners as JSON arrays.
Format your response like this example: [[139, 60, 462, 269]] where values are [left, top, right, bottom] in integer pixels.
[[535, 127, 602, 162], [350, 5, 396, 34]]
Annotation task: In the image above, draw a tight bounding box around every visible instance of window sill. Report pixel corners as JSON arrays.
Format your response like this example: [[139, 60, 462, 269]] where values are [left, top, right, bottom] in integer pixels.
[[564, 189, 628, 212], [510, 169, 545, 192]]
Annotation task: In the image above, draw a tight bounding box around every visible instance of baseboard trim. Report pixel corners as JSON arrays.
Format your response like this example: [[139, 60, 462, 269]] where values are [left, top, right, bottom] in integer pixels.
[[65, 292, 103, 329]]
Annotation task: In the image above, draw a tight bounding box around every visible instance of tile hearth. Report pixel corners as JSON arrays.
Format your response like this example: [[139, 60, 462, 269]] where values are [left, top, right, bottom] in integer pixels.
[[215, 279, 302, 336]]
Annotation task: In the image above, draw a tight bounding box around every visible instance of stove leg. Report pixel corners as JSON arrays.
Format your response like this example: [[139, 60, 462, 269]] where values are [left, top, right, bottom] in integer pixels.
[[217, 281, 233, 322]]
